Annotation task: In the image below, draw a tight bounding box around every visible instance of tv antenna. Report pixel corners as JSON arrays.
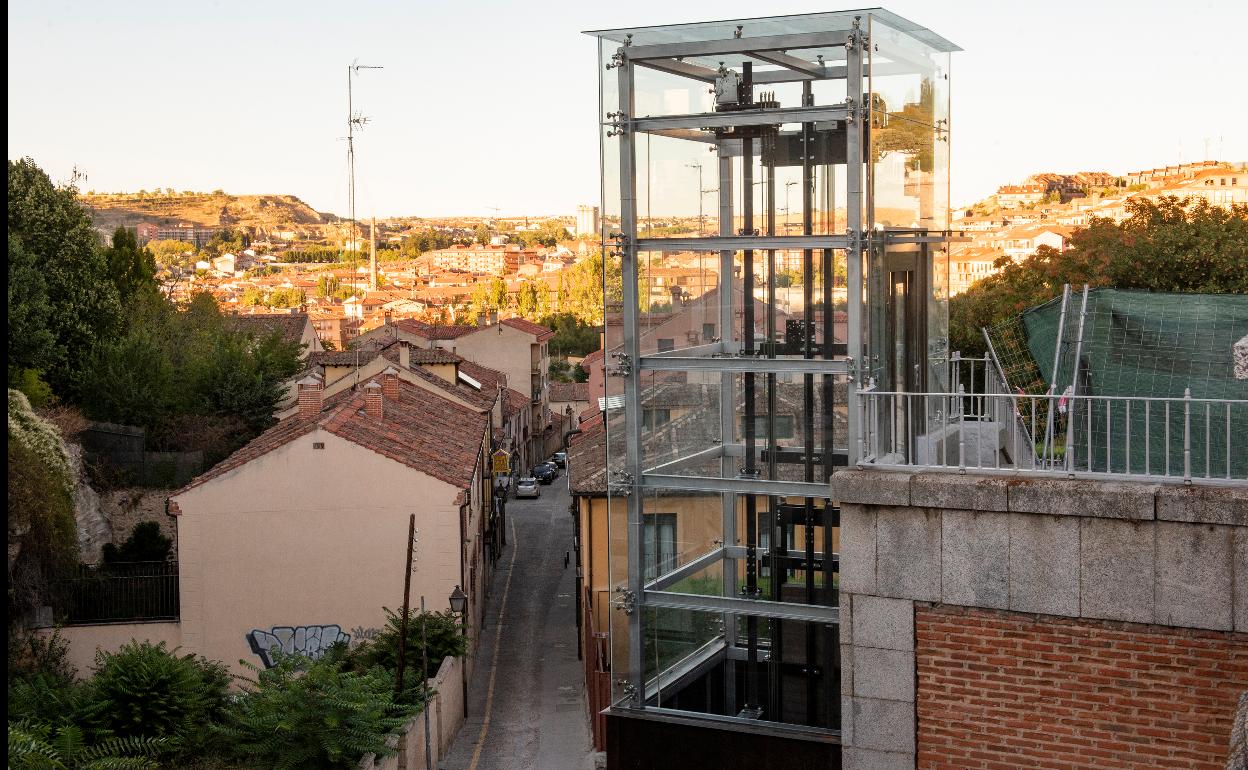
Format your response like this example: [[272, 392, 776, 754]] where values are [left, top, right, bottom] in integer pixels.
[[347, 59, 383, 274]]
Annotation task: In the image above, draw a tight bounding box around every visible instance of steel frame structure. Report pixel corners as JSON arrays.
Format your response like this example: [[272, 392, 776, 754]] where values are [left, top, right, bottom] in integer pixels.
[[590, 9, 958, 737]]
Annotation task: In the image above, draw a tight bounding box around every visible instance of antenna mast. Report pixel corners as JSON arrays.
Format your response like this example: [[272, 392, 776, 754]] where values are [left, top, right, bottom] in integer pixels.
[[348, 59, 383, 278]]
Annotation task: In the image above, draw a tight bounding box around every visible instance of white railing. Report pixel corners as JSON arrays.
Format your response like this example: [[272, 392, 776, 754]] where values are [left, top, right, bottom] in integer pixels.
[[856, 383, 1248, 485]]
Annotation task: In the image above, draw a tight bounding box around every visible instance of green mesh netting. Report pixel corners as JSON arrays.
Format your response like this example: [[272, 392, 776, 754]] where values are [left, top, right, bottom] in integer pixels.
[[991, 289, 1248, 478]]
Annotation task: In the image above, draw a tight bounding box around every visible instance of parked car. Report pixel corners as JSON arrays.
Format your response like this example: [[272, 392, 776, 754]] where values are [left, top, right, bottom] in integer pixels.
[[515, 477, 541, 498], [531, 464, 555, 484], [543, 461, 561, 479], [552, 451, 567, 469]]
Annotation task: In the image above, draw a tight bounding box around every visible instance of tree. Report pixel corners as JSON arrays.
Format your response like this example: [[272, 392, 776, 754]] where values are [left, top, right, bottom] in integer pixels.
[[317, 274, 341, 298], [146, 239, 197, 269], [557, 250, 621, 325], [949, 196, 1248, 356], [8, 158, 122, 396], [517, 281, 539, 319], [474, 223, 491, 245], [105, 227, 159, 305], [7, 237, 55, 388]]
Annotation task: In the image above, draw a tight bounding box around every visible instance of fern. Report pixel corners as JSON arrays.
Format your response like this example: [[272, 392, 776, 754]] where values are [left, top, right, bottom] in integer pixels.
[[8, 719, 163, 770]]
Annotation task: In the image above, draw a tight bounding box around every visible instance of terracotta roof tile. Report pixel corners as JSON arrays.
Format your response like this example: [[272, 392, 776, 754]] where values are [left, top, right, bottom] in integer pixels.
[[395, 318, 478, 340], [499, 316, 555, 342], [549, 383, 589, 403], [174, 378, 487, 497], [227, 312, 310, 347]]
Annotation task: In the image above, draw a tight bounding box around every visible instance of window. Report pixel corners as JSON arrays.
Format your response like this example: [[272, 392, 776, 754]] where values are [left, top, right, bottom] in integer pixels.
[[643, 408, 671, 430], [702, 323, 716, 340], [739, 414, 796, 439], [657, 338, 675, 352], [644, 513, 677, 581]]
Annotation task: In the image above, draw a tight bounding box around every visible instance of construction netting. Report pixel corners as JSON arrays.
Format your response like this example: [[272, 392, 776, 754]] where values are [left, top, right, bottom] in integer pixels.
[[986, 288, 1248, 478]]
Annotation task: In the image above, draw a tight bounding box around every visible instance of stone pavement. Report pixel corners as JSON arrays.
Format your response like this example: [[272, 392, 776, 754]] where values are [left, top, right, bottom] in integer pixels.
[[439, 476, 595, 770]]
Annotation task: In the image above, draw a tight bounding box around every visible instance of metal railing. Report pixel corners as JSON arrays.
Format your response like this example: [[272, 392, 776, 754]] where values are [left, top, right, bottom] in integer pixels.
[[53, 561, 180, 625], [857, 384, 1248, 485]]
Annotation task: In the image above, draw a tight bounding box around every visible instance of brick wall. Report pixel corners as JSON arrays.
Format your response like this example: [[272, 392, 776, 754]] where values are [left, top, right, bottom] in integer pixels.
[[916, 604, 1248, 770]]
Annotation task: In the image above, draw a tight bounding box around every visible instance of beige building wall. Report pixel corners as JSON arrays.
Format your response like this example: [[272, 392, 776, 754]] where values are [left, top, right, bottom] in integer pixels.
[[44, 621, 182, 678], [455, 324, 550, 452], [173, 430, 469, 677]]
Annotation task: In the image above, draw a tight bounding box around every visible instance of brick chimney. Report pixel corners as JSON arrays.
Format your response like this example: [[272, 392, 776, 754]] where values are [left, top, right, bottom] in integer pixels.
[[364, 380, 383, 420], [382, 366, 400, 401], [399, 340, 410, 370], [297, 374, 323, 419]]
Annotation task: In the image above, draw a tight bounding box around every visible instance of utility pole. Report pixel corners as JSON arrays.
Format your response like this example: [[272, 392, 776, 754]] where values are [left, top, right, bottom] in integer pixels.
[[686, 162, 704, 235], [395, 515, 415, 698], [347, 59, 383, 275], [420, 595, 432, 770], [369, 216, 378, 290]]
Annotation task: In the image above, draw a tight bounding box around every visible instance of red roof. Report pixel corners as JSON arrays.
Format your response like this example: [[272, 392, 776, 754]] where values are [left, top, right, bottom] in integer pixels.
[[173, 378, 488, 496], [394, 318, 478, 340], [500, 316, 555, 342], [549, 382, 589, 403]]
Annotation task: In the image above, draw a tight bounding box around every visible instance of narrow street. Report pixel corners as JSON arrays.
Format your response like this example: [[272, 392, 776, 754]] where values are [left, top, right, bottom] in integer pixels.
[[440, 474, 595, 770]]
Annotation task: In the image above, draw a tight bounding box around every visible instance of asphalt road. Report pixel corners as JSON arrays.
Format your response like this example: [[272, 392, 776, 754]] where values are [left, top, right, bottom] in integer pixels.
[[439, 475, 594, 770]]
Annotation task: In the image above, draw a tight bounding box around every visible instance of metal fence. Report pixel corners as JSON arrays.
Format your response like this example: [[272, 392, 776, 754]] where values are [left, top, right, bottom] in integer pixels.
[[53, 561, 180, 625], [857, 384, 1248, 485]]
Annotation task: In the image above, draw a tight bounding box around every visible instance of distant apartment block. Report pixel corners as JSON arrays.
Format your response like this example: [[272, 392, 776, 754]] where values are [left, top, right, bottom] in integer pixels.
[[145, 223, 221, 248], [575, 204, 600, 237], [424, 244, 536, 275], [993, 183, 1046, 209]]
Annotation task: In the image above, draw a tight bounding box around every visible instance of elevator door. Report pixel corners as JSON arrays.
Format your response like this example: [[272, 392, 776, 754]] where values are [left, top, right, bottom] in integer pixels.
[[882, 244, 929, 459]]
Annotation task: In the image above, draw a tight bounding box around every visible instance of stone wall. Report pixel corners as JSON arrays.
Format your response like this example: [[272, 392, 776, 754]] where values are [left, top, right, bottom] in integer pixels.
[[99, 488, 178, 559], [357, 655, 466, 770], [831, 470, 1248, 770]]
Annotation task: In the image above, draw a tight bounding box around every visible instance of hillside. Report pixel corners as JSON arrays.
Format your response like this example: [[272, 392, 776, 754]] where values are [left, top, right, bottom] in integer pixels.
[[80, 191, 339, 233]]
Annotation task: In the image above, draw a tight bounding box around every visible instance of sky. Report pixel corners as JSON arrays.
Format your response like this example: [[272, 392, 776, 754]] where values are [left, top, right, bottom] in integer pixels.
[[8, 0, 1247, 218]]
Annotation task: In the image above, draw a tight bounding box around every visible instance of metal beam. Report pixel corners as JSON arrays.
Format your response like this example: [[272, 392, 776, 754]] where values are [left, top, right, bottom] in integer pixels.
[[632, 105, 848, 133], [644, 638, 727, 703], [644, 444, 724, 476], [624, 31, 850, 62], [643, 589, 841, 624], [644, 546, 726, 591], [636, 235, 849, 252], [644, 341, 725, 358], [641, 473, 832, 499], [634, 58, 718, 82], [746, 50, 827, 79], [640, 356, 849, 374]]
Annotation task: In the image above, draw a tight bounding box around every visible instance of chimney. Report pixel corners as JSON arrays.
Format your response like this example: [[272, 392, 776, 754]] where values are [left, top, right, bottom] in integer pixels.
[[297, 374, 323, 419], [364, 380, 383, 420], [399, 340, 410, 370], [382, 366, 400, 401]]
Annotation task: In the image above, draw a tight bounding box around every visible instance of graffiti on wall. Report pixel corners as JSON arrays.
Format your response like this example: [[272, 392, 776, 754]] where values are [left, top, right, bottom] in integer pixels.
[[349, 626, 382, 645], [246, 624, 351, 668]]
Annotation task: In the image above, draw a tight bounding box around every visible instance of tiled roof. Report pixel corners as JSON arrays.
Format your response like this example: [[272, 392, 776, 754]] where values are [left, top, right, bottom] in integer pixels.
[[549, 383, 590, 403], [500, 317, 555, 342], [503, 387, 530, 416], [228, 313, 310, 347], [395, 318, 478, 340], [174, 378, 487, 496], [581, 349, 604, 370]]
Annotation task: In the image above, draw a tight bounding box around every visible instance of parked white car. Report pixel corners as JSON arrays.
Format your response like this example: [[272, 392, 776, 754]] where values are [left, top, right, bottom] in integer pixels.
[[515, 477, 541, 498]]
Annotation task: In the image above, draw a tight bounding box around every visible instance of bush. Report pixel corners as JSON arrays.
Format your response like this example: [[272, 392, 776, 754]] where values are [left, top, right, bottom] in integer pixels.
[[8, 720, 164, 770], [79, 641, 230, 759], [217, 652, 413, 769], [7, 629, 87, 728], [102, 523, 172, 565], [346, 608, 466, 704]]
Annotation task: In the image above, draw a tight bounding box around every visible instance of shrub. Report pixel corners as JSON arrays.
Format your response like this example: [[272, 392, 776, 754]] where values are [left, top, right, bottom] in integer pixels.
[[102, 523, 172, 565], [7, 629, 87, 728], [217, 652, 413, 769], [79, 641, 230, 758], [8, 720, 164, 770], [347, 607, 467, 695]]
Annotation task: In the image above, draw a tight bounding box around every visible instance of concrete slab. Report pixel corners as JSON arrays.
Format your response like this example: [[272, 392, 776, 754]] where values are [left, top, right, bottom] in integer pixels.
[[851, 595, 914, 651], [1236, 528, 1248, 633], [830, 470, 911, 507], [841, 505, 878, 595], [910, 473, 1008, 512], [1008, 478, 1156, 520], [1156, 484, 1248, 527], [1079, 518, 1155, 624], [852, 646, 915, 702], [1155, 521, 1234, 631], [1008, 513, 1080, 617], [876, 507, 942, 602], [941, 510, 1010, 610], [851, 697, 915, 754]]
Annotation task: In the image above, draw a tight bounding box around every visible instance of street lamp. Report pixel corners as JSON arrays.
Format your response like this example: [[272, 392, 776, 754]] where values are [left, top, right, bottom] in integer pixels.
[[784, 180, 799, 231], [449, 585, 469, 718]]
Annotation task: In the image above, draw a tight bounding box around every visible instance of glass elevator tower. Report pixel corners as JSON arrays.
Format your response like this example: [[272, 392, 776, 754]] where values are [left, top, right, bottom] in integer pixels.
[[587, 8, 958, 747]]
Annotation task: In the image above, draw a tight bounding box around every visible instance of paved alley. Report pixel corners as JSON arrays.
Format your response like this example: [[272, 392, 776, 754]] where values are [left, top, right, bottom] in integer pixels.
[[440, 475, 595, 770]]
